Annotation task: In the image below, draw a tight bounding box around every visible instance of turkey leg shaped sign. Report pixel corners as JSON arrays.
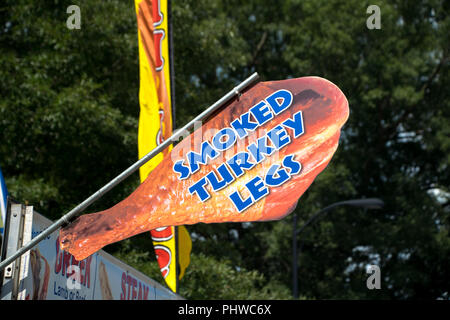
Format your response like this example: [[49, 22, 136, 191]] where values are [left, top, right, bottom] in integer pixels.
[[60, 77, 349, 260]]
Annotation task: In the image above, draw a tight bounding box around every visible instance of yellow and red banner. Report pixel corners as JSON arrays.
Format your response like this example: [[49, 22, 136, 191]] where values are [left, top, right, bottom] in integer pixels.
[[134, 0, 190, 293]]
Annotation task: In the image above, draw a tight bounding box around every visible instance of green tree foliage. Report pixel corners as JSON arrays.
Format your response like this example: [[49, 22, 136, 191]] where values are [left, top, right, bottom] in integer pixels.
[[1, 0, 448, 299], [0, 0, 140, 216]]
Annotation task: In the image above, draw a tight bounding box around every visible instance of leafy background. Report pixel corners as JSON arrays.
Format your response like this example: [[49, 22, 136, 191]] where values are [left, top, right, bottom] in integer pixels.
[[0, 0, 448, 299]]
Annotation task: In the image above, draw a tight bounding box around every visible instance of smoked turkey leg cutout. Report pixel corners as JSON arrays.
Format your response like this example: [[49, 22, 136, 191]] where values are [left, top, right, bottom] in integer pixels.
[[60, 77, 349, 261]]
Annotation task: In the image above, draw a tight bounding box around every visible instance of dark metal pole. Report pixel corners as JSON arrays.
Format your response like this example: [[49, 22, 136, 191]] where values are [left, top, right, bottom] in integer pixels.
[[168, 0, 179, 295], [292, 210, 298, 299], [175, 226, 179, 294], [168, 0, 176, 129], [0, 72, 260, 272], [293, 205, 335, 299], [292, 198, 384, 299]]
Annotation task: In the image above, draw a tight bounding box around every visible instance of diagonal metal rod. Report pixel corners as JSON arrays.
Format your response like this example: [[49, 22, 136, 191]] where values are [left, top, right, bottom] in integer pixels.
[[0, 72, 260, 272]]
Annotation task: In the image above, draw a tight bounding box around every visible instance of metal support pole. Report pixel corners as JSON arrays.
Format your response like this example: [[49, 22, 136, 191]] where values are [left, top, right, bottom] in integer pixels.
[[0, 72, 260, 272], [291, 198, 384, 298], [292, 205, 347, 299], [292, 210, 298, 299]]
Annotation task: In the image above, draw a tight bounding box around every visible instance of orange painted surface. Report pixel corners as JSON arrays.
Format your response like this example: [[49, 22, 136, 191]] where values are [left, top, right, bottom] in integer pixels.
[[60, 77, 349, 260]]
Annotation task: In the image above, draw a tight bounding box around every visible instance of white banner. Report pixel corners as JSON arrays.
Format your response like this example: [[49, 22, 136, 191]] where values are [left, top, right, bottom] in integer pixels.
[[15, 209, 181, 300]]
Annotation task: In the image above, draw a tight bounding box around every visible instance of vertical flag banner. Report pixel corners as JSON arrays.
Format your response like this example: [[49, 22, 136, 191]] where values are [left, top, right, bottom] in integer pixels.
[[177, 225, 192, 280], [0, 166, 7, 234], [134, 0, 191, 292]]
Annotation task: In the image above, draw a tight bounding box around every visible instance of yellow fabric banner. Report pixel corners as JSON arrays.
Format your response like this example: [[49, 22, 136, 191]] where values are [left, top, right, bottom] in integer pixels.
[[135, 0, 191, 292]]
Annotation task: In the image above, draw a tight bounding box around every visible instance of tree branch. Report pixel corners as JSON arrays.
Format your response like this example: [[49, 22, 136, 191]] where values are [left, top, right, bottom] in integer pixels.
[[249, 31, 268, 68]]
